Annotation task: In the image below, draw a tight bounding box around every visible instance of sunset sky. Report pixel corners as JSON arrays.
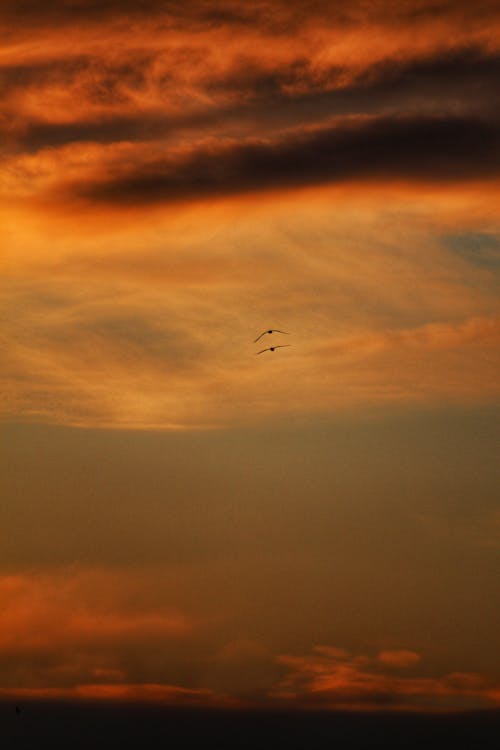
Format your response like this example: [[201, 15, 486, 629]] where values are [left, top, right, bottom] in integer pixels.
[[1, 0, 499, 713]]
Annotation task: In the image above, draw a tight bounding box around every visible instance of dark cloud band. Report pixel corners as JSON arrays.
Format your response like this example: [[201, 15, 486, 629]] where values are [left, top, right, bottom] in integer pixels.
[[74, 116, 500, 204], [2, 0, 499, 29]]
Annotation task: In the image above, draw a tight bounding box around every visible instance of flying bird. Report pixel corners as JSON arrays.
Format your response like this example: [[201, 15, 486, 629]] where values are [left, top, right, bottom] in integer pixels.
[[254, 329, 289, 343], [256, 345, 291, 355]]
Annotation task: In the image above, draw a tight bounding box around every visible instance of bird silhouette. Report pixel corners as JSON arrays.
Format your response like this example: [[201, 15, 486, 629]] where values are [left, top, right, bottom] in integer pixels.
[[254, 329, 289, 343], [256, 344, 291, 355]]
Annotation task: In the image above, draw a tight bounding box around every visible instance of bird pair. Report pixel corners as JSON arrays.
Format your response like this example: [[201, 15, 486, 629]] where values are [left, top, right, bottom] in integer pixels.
[[254, 329, 291, 354]]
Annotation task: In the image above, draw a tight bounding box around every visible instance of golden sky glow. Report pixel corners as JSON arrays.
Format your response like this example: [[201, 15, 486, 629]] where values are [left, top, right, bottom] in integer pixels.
[[1, 0, 499, 712]]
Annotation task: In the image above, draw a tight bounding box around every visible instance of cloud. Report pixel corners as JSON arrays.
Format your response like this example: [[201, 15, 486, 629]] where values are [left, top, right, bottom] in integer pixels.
[[1, 3, 499, 144], [1, 0, 499, 211], [0, 683, 234, 706], [1, 1, 499, 716], [1, 2, 499, 431], [59, 115, 498, 207], [1, 570, 499, 710], [3, 280, 498, 429], [318, 317, 500, 358], [3, 46, 500, 155], [2, 1, 500, 32], [2, 182, 499, 430], [0, 568, 230, 697], [0, 570, 192, 656], [272, 646, 500, 711], [309, 316, 500, 410]]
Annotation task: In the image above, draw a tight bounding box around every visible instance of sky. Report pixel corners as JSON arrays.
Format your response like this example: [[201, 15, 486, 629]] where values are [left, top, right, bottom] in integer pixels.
[[1, 0, 499, 713]]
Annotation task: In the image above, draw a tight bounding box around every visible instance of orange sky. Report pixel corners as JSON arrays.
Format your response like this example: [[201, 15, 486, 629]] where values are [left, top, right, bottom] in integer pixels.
[[1, 0, 499, 712]]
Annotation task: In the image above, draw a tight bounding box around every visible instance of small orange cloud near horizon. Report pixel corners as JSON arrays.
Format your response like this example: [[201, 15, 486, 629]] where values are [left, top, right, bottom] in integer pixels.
[[274, 646, 500, 712]]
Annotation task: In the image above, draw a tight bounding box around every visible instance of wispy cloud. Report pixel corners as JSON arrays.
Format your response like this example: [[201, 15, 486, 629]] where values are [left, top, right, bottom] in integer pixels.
[[2, 184, 499, 430], [1, 0, 499, 208]]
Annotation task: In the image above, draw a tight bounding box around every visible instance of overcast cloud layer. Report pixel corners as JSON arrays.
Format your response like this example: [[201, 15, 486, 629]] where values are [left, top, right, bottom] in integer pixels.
[[1, 0, 499, 712]]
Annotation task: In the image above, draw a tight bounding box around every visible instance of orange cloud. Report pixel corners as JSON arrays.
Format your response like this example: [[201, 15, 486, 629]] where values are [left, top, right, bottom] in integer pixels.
[[0, 683, 236, 707], [1, 569, 499, 711], [273, 646, 500, 711], [0, 574, 188, 647], [1, 0, 500, 210], [0, 567, 272, 703], [0, 569, 196, 688], [1, 3, 499, 431], [319, 317, 500, 354], [1, 180, 499, 430]]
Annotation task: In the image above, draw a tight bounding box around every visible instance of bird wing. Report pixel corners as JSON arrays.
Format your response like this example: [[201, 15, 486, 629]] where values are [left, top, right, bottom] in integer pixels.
[[256, 347, 270, 355], [273, 329, 289, 335], [275, 344, 291, 349], [254, 331, 267, 342]]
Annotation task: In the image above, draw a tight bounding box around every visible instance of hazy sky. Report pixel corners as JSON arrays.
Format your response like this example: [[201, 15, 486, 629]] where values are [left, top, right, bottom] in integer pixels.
[[1, 0, 499, 711]]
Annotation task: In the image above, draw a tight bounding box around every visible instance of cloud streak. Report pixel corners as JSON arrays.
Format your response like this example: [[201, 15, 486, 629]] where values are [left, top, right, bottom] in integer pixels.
[[1, 0, 499, 210], [71, 115, 500, 206], [2, 47, 499, 151]]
